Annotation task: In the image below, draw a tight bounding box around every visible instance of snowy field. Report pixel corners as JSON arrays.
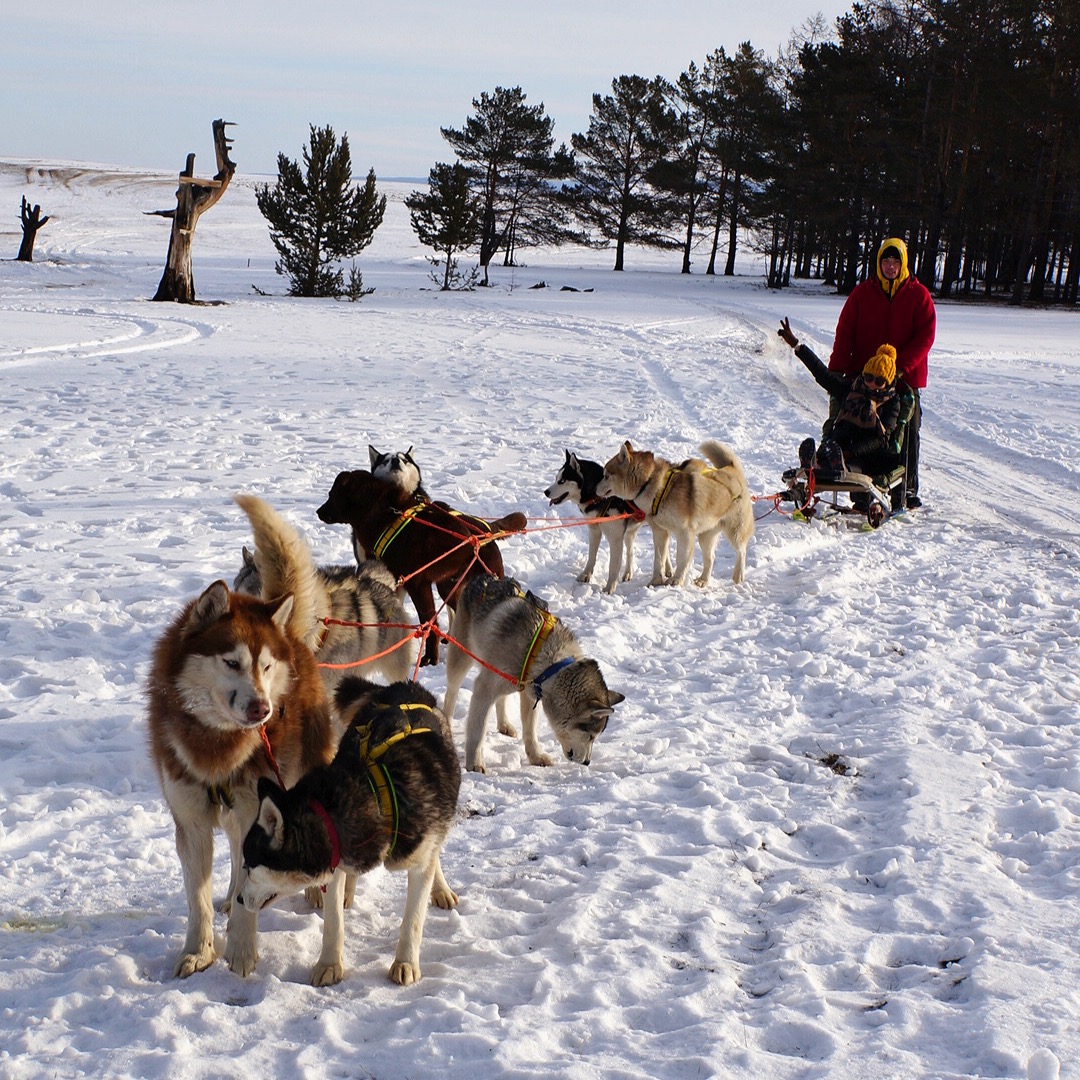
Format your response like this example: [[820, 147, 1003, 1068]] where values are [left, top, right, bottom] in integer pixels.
[[1, 159, 1078, 1080]]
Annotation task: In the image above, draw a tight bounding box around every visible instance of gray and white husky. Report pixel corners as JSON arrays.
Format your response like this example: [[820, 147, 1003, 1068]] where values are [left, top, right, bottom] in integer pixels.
[[545, 450, 644, 594], [442, 575, 624, 773], [239, 677, 461, 987], [234, 495, 416, 697]]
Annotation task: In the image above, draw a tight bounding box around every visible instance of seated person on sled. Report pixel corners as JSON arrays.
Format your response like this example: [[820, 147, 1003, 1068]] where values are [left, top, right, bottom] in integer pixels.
[[777, 317, 914, 480]]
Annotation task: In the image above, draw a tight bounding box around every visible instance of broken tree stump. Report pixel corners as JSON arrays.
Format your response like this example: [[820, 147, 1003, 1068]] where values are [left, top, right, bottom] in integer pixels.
[[151, 118, 236, 303], [17, 196, 50, 262]]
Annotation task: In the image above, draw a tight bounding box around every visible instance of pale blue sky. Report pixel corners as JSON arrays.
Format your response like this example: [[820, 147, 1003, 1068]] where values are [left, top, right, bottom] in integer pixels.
[[7, 1, 851, 178]]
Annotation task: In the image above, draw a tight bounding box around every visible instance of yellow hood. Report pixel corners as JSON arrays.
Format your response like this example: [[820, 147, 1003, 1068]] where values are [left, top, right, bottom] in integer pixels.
[[876, 237, 910, 295]]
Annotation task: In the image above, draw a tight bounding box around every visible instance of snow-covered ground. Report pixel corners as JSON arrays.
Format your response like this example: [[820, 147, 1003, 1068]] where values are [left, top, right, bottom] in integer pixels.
[[1, 159, 1078, 1080]]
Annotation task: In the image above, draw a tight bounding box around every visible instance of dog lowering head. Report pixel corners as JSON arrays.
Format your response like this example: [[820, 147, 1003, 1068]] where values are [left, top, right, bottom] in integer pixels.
[[540, 659, 624, 765]]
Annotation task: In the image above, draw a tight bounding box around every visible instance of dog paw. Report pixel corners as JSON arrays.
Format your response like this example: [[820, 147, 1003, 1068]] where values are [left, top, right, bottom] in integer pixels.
[[466, 760, 487, 774], [527, 751, 554, 767], [602, 582, 617, 594], [305, 885, 326, 909], [431, 885, 459, 910], [344, 872, 358, 909], [497, 719, 518, 738], [693, 574, 711, 587], [576, 571, 591, 583], [224, 941, 259, 978], [311, 961, 344, 987], [389, 960, 421, 986], [174, 946, 216, 978]]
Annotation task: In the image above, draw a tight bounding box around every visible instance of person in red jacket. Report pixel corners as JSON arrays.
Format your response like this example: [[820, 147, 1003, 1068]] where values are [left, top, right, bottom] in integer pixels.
[[829, 237, 935, 508]]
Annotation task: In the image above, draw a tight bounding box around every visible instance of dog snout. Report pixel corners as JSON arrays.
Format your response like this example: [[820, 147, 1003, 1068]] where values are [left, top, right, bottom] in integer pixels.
[[316, 501, 331, 522], [246, 699, 271, 726]]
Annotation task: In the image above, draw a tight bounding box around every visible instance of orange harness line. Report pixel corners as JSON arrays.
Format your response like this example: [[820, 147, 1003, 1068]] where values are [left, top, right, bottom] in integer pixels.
[[315, 512, 634, 679], [259, 725, 286, 788]]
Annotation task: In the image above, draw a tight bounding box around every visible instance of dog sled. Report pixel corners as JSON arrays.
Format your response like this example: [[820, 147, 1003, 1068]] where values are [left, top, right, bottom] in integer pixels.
[[779, 461, 907, 529]]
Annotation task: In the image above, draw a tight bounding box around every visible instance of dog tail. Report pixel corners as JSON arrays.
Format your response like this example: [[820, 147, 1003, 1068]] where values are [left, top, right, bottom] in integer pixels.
[[490, 511, 528, 534], [700, 440, 745, 475], [234, 494, 330, 650]]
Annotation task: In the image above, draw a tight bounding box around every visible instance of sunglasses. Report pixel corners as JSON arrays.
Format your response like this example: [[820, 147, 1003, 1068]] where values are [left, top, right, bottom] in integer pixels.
[[863, 373, 888, 387]]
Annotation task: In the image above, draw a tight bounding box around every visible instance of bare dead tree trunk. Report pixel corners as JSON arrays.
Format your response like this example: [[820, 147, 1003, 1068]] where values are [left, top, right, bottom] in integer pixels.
[[17, 196, 50, 262], [151, 119, 236, 302]]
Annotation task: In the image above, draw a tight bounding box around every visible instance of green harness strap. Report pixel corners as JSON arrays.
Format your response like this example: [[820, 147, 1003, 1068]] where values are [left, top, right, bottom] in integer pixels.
[[372, 502, 425, 559], [356, 704, 434, 854]]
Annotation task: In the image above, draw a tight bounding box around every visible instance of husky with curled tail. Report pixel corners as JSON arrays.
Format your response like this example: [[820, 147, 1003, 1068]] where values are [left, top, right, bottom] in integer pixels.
[[597, 439, 753, 587], [146, 580, 336, 980], [234, 495, 416, 697]]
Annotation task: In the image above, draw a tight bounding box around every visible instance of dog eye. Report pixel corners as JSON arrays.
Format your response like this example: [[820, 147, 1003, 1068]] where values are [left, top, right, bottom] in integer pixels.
[[223, 658, 241, 671]]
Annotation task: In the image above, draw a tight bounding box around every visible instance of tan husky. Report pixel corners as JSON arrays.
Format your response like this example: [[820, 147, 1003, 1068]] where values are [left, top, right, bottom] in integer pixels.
[[597, 439, 753, 587]]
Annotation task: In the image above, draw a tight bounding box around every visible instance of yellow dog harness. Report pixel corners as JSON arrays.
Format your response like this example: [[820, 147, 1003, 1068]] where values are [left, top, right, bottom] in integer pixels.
[[371, 502, 426, 559], [356, 703, 434, 853]]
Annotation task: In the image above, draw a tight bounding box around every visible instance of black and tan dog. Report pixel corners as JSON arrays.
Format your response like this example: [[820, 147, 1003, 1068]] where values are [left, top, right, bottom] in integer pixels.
[[317, 469, 526, 665], [238, 677, 461, 987]]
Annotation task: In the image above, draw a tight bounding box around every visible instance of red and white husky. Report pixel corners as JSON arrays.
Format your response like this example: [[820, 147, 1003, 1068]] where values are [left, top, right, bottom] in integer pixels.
[[147, 578, 336, 979]]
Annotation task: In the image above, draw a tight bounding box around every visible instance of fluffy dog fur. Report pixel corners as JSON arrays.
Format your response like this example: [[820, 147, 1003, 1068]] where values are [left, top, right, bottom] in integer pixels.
[[597, 439, 753, 586], [238, 677, 461, 987], [317, 469, 526, 666], [442, 574, 624, 773], [544, 450, 644, 594], [233, 494, 416, 694], [146, 581, 336, 979]]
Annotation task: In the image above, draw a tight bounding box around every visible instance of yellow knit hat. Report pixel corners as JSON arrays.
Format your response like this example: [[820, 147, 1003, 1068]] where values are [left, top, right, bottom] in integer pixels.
[[863, 344, 897, 384]]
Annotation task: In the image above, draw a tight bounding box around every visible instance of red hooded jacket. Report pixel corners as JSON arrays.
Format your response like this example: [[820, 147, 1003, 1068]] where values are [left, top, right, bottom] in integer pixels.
[[829, 238, 935, 389]]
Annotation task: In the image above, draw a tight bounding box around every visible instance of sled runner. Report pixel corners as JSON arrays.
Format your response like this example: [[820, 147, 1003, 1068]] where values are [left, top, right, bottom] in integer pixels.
[[780, 462, 907, 529]]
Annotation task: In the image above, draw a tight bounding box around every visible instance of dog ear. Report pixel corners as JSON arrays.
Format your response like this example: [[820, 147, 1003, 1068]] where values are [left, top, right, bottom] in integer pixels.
[[569, 451, 580, 468], [241, 546, 256, 568], [188, 581, 231, 630], [606, 689, 626, 708], [621, 441, 633, 458], [255, 786, 286, 848], [268, 593, 295, 631], [368, 445, 380, 467]]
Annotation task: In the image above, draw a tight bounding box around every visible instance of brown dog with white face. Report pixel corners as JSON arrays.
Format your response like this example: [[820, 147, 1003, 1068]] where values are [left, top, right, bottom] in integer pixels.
[[316, 469, 526, 666]]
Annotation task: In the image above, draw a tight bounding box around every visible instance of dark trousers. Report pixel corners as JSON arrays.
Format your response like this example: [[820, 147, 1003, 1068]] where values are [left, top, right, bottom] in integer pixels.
[[905, 389, 922, 496]]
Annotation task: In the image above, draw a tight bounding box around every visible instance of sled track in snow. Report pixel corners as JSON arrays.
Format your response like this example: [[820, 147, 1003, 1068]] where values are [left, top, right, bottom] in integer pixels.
[[0, 306, 211, 367]]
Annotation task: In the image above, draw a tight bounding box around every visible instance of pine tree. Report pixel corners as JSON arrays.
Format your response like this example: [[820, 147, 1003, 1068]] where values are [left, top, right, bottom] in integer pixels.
[[569, 75, 679, 271], [406, 163, 482, 290], [441, 87, 571, 284], [256, 125, 386, 297]]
